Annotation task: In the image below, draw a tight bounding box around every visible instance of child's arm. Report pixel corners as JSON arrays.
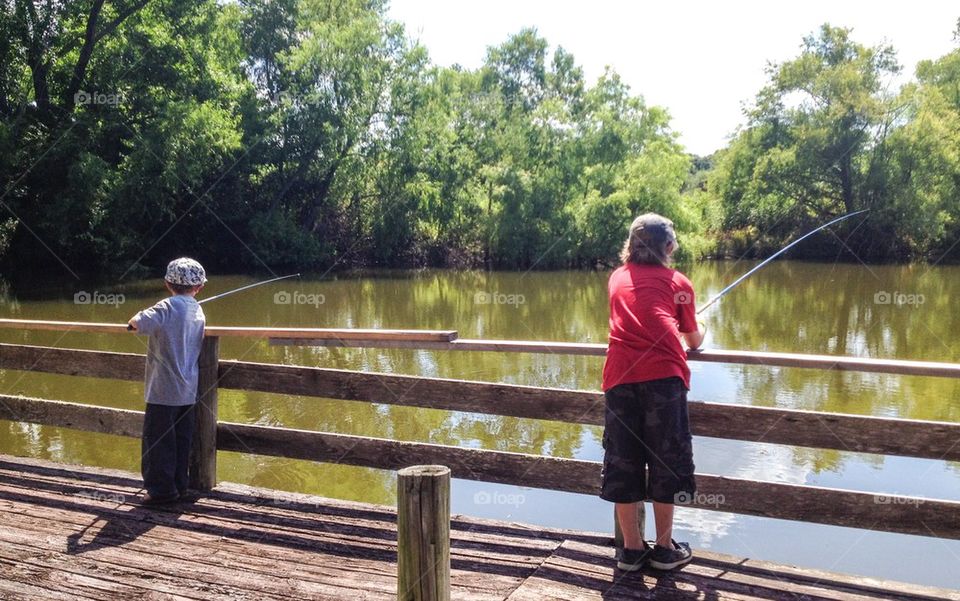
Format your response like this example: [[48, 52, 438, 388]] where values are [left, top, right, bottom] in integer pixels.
[[129, 301, 167, 335], [682, 322, 706, 350]]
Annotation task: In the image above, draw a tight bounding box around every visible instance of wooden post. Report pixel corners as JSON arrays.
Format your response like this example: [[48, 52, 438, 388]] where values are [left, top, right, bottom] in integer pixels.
[[190, 336, 219, 491], [397, 465, 450, 601], [613, 503, 645, 559]]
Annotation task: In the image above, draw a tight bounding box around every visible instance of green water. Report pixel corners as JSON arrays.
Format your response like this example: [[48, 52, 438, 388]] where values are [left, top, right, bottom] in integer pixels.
[[2, 262, 959, 588]]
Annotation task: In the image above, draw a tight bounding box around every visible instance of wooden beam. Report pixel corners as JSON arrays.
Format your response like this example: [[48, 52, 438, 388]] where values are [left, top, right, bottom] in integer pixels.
[[0, 394, 142, 437], [397, 465, 451, 601], [271, 337, 960, 379], [0, 318, 458, 343], [217, 360, 601, 425], [218, 360, 960, 462], [3, 396, 958, 540], [190, 337, 220, 491], [0, 343, 144, 381], [2, 343, 958, 461], [216, 422, 960, 540]]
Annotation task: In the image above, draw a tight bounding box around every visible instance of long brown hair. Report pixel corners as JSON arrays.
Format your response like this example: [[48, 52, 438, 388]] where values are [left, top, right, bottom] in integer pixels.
[[620, 213, 677, 267]]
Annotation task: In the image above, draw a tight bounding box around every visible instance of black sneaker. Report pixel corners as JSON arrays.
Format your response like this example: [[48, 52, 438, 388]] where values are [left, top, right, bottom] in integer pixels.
[[178, 490, 200, 503], [139, 492, 179, 506], [616, 545, 651, 571], [648, 540, 692, 570]]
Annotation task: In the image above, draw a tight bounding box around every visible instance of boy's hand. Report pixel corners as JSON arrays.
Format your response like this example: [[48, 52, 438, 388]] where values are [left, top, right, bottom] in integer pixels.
[[127, 317, 138, 331]]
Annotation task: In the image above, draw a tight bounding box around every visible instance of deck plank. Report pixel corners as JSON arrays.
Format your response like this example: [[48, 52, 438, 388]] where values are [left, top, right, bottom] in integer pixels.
[[0, 454, 957, 601]]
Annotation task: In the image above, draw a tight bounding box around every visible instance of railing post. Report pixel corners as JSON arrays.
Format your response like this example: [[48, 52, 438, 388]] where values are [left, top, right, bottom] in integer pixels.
[[397, 465, 450, 601], [190, 336, 219, 491], [613, 503, 645, 558]]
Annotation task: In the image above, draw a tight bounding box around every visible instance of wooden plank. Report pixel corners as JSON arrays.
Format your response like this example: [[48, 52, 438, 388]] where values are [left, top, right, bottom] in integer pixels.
[[687, 402, 960, 462], [216, 359, 601, 426], [3, 455, 960, 601], [0, 318, 458, 342], [217, 421, 960, 540], [2, 315, 959, 378], [0, 395, 143, 437], [0, 472, 527, 600], [0, 343, 145, 381], [3, 342, 958, 462], [271, 336, 960, 380], [191, 336, 220, 491], [218, 361, 960, 461], [3, 396, 960, 539], [505, 539, 960, 601]]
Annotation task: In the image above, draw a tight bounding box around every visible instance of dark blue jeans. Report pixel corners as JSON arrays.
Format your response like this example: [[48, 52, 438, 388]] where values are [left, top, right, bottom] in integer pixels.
[[141, 403, 195, 498]]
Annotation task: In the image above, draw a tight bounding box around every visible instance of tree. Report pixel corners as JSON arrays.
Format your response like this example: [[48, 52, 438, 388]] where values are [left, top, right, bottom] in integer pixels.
[[713, 24, 900, 258]]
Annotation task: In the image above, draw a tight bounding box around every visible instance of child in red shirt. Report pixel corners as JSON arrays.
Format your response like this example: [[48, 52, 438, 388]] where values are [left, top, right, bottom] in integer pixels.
[[601, 213, 705, 571]]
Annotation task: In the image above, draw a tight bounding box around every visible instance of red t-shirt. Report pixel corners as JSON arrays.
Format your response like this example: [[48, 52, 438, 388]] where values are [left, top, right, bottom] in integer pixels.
[[601, 263, 698, 391]]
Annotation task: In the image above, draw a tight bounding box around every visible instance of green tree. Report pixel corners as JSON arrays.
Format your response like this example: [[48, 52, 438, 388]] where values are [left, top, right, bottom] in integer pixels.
[[713, 24, 900, 258]]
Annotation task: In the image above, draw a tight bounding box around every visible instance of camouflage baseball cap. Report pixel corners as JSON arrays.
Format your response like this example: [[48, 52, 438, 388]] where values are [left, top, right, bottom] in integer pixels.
[[165, 257, 207, 286]]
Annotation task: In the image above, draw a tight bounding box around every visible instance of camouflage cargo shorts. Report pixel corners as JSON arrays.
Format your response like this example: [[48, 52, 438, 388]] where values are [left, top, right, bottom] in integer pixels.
[[600, 377, 696, 504]]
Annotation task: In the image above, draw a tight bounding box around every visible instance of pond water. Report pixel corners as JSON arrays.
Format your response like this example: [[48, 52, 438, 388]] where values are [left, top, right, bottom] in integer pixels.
[[2, 261, 959, 588]]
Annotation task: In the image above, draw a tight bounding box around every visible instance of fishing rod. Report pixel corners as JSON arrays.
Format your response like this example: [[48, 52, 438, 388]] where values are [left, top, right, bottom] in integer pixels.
[[696, 210, 869, 315], [197, 273, 300, 305], [127, 273, 301, 330]]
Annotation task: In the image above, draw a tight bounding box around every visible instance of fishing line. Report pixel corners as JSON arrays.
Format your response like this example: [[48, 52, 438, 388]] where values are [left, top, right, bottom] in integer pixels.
[[697, 210, 869, 315]]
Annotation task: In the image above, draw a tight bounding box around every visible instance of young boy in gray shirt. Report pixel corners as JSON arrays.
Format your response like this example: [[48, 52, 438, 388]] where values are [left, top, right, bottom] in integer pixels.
[[128, 258, 207, 505]]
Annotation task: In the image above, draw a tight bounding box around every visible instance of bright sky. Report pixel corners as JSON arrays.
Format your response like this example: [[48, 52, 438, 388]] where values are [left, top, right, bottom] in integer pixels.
[[386, 1, 958, 156]]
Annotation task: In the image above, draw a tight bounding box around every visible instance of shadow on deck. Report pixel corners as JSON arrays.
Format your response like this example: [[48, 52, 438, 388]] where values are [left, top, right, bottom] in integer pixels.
[[0, 454, 956, 601]]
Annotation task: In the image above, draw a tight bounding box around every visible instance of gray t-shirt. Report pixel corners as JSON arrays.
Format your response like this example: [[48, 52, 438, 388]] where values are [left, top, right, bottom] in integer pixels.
[[135, 295, 206, 406]]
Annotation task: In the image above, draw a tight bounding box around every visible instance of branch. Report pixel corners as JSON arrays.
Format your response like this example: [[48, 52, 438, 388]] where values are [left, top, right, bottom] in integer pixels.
[[93, 0, 151, 44], [65, 0, 150, 111]]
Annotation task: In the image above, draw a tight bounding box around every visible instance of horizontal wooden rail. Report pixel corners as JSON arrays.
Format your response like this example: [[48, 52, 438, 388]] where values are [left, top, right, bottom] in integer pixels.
[[3, 316, 960, 378], [0, 343, 145, 381], [217, 360, 960, 462], [2, 395, 958, 540], [272, 337, 960, 379], [2, 344, 959, 461], [0, 318, 458, 342]]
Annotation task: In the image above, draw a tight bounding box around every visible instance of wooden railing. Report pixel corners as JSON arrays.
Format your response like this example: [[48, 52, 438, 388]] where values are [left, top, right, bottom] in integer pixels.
[[1, 318, 959, 541]]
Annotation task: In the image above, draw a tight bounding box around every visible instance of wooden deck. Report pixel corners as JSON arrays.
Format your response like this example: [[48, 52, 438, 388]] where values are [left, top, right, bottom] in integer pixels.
[[1, 455, 957, 601]]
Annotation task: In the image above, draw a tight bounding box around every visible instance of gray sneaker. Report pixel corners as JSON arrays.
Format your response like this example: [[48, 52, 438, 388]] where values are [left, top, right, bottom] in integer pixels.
[[648, 540, 692, 570]]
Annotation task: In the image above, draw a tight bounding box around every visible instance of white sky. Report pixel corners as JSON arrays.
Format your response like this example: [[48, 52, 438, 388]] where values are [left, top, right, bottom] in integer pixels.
[[386, 0, 958, 155]]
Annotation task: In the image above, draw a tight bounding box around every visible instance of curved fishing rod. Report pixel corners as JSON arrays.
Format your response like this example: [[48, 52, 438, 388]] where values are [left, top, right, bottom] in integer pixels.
[[127, 273, 301, 330], [198, 273, 300, 305], [697, 210, 869, 315]]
